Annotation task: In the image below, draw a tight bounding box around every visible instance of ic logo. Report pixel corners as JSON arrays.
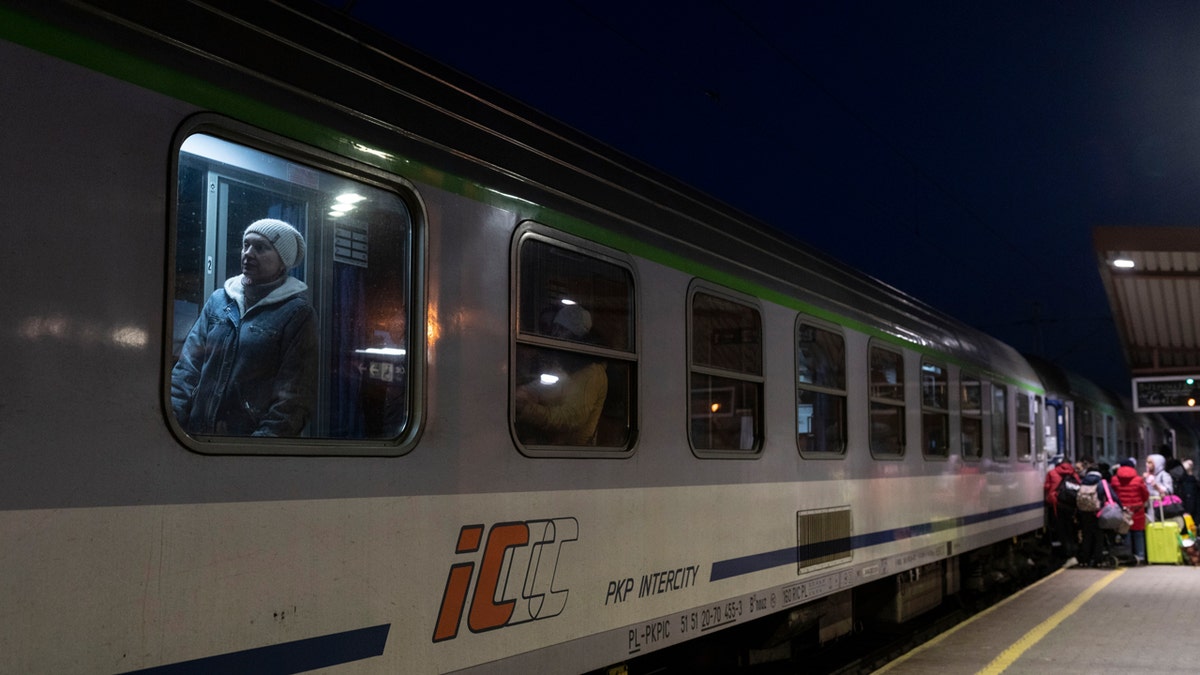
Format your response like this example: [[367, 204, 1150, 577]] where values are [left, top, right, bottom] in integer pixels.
[[432, 517, 578, 642]]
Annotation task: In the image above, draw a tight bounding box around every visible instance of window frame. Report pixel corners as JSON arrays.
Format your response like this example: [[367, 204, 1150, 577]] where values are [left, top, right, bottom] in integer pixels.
[[687, 283, 764, 457], [991, 381, 1010, 461], [1016, 392, 1034, 462], [867, 341, 906, 459], [960, 372, 984, 461], [164, 114, 426, 456], [920, 359, 950, 459], [510, 223, 638, 458], [795, 317, 848, 457]]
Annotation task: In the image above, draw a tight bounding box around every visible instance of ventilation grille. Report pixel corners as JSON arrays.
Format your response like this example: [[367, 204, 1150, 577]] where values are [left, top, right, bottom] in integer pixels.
[[797, 506, 853, 573]]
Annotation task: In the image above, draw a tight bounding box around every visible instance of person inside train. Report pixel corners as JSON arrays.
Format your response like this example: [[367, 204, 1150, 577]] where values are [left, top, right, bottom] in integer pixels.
[[171, 218, 317, 437], [515, 304, 608, 445], [1111, 458, 1149, 564]]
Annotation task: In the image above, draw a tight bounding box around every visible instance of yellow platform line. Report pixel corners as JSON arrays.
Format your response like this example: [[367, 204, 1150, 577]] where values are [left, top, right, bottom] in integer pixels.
[[976, 567, 1123, 674], [873, 567, 1125, 675]]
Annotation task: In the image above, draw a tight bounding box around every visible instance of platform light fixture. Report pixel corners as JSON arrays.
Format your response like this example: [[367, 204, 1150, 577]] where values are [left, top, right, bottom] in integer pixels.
[[1112, 258, 1135, 269]]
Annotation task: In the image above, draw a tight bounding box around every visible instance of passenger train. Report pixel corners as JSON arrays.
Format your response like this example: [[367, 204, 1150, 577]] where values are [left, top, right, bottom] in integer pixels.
[[1, 2, 1194, 673]]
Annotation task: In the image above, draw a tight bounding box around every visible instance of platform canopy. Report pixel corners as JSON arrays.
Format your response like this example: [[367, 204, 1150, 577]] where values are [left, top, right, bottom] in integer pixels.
[[1094, 227, 1200, 409]]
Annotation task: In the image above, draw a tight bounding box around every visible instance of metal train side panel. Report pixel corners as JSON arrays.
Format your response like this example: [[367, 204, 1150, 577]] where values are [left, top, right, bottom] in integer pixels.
[[0, 475, 1042, 673]]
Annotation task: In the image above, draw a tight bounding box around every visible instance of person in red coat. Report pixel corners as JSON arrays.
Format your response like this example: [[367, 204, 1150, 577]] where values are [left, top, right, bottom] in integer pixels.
[[1044, 457, 1081, 564], [1111, 458, 1150, 564]]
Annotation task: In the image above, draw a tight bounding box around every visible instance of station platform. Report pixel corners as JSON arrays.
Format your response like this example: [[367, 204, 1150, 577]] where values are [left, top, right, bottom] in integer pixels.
[[874, 563, 1200, 675]]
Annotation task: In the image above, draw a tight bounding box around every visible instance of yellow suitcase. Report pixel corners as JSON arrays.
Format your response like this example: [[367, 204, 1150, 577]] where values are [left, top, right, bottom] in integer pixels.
[[1148, 498, 1183, 565]]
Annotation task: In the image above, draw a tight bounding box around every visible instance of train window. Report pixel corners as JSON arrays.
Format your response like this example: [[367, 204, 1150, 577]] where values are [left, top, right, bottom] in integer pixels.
[[689, 288, 762, 454], [1017, 393, 1033, 461], [796, 320, 847, 455], [1081, 407, 1098, 457], [961, 374, 983, 460], [991, 383, 1009, 460], [512, 231, 636, 455], [920, 360, 949, 458], [1105, 414, 1117, 463], [168, 128, 418, 453], [869, 344, 905, 457]]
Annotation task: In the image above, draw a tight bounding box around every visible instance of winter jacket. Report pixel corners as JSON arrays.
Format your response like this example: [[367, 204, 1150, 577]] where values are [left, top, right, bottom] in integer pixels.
[[171, 275, 317, 437], [1112, 465, 1150, 531], [1044, 461, 1080, 513], [1145, 453, 1174, 499]]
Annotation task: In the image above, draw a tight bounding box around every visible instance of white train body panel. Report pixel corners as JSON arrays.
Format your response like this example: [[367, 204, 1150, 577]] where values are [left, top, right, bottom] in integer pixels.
[[0, 4, 1052, 673]]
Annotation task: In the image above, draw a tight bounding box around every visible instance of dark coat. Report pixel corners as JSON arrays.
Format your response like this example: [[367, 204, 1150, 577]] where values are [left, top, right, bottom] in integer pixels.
[[171, 276, 317, 436]]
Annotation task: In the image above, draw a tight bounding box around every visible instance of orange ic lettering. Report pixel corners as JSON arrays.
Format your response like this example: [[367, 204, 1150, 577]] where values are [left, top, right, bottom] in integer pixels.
[[467, 522, 530, 632], [432, 525, 485, 642]]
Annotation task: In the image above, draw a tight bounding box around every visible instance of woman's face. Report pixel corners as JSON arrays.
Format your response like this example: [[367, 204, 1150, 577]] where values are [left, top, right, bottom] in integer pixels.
[[1147, 459, 1157, 473], [241, 232, 285, 285]]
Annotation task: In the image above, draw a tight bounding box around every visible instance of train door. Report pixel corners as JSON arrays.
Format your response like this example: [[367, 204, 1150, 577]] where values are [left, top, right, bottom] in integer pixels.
[[172, 130, 415, 445], [1044, 398, 1068, 460]]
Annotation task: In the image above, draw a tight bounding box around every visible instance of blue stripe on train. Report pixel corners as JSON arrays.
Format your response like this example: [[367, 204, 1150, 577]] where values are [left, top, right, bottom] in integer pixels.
[[710, 501, 1043, 581], [120, 623, 390, 675]]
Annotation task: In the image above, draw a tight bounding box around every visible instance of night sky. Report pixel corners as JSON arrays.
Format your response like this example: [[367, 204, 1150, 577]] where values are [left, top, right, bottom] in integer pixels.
[[317, 0, 1200, 395]]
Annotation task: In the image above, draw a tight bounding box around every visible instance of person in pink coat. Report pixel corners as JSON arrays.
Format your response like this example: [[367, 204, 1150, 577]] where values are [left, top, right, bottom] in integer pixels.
[[1112, 458, 1150, 564]]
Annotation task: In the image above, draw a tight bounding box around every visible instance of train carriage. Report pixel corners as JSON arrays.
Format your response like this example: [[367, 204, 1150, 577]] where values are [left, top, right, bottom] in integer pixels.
[[0, 2, 1098, 673]]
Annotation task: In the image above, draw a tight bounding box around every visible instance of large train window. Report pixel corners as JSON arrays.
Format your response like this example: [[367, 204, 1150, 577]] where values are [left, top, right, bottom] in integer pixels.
[[1017, 393, 1034, 461], [167, 125, 419, 454], [961, 374, 983, 460], [920, 360, 949, 458], [512, 229, 636, 456], [796, 319, 846, 456], [869, 343, 905, 457], [991, 383, 1009, 460], [689, 287, 762, 455]]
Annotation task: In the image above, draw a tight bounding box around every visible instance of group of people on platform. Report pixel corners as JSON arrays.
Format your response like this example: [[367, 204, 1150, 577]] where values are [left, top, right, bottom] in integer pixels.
[[1044, 449, 1200, 567]]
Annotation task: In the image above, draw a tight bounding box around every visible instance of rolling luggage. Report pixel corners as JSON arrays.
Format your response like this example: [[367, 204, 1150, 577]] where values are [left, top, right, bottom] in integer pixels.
[[1147, 496, 1183, 565]]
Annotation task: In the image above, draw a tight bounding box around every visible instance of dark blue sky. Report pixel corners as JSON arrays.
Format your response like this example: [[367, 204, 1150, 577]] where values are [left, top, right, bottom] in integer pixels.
[[319, 0, 1200, 395]]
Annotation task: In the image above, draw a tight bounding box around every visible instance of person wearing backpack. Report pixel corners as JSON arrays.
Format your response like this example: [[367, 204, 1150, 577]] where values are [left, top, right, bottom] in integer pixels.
[[1045, 455, 1082, 566], [1112, 457, 1150, 564], [1077, 462, 1110, 567]]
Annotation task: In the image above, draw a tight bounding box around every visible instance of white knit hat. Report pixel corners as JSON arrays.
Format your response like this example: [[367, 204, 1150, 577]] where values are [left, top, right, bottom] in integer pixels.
[[244, 218, 306, 268], [553, 305, 592, 338]]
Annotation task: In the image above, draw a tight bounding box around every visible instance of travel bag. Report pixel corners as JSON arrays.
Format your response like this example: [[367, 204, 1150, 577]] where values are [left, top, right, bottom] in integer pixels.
[[1147, 496, 1184, 565]]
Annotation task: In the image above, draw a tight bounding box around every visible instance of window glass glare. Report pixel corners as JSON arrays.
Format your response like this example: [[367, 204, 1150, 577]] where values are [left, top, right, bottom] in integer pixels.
[[170, 133, 412, 443]]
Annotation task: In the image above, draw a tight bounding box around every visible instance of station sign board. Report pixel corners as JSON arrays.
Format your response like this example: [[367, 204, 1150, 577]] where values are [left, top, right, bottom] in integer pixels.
[[1133, 375, 1200, 412]]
